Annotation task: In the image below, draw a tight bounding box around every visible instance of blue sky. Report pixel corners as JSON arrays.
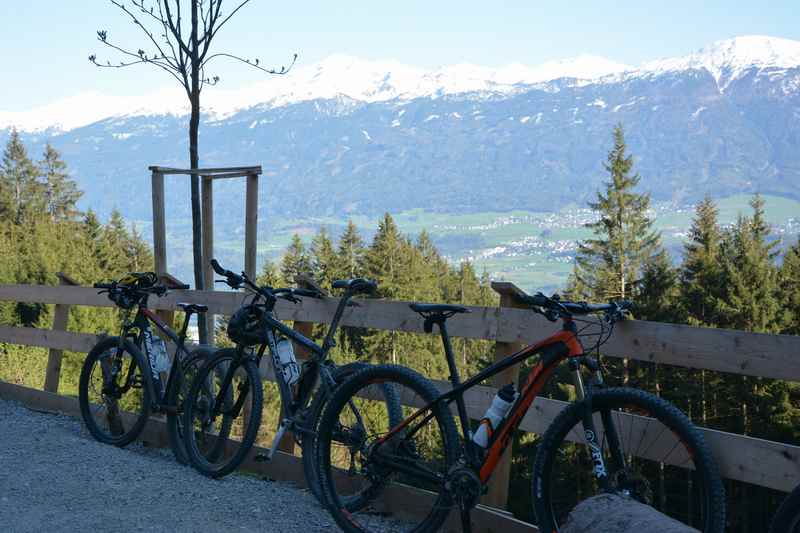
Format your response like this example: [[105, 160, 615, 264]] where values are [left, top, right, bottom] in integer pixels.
[[2, 0, 798, 111]]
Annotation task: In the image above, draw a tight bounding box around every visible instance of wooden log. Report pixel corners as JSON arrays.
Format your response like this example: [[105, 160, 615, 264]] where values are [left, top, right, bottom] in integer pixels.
[[244, 172, 258, 280], [561, 493, 698, 533], [201, 175, 215, 344], [148, 165, 262, 175], [43, 274, 78, 393], [481, 282, 526, 509], [151, 170, 167, 276]]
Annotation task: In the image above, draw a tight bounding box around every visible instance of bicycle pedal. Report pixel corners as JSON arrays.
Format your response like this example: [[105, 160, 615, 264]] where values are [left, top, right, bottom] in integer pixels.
[[254, 453, 271, 463]]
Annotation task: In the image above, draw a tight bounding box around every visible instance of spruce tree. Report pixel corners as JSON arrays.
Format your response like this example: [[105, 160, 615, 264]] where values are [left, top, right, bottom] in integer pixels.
[[39, 144, 82, 221], [680, 196, 724, 327], [310, 228, 338, 288], [572, 124, 660, 301], [280, 234, 311, 285], [336, 220, 365, 280], [637, 249, 680, 323], [0, 130, 43, 223], [779, 239, 800, 335]]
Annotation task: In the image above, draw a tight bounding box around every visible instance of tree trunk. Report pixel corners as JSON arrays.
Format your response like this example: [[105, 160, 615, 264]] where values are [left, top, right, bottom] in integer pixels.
[[561, 494, 700, 533], [189, 1, 207, 344]]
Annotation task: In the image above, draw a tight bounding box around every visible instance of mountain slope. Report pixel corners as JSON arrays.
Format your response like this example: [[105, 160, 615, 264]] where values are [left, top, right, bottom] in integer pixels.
[[2, 35, 800, 226]]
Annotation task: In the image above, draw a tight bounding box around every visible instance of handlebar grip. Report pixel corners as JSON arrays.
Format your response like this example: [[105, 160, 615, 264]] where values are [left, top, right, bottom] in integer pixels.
[[174, 284, 190, 290], [618, 300, 633, 310], [210, 258, 226, 276], [94, 282, 114, 289], [358, 279, 378, 293], [525, 294, 550, 307], [332, 280, 348, 290]]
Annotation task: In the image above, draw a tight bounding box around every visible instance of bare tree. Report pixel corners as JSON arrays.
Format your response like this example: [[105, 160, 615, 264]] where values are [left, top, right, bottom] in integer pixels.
[[90, 0, 296, 343]]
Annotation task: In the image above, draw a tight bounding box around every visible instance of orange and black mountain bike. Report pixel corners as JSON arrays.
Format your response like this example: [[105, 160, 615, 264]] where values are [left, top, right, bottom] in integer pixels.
[[315, 293, 726, 533]]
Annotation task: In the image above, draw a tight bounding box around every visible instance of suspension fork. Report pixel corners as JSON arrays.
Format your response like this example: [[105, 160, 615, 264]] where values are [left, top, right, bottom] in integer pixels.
[[571, 356, 620, 490]]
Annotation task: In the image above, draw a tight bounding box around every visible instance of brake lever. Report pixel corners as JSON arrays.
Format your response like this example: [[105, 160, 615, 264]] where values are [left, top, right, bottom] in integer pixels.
[[346, 300, 361, 308]]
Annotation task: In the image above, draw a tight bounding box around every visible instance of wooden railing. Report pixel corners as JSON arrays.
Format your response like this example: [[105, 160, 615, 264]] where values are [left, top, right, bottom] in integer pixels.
[[0, 281, 799, 523]]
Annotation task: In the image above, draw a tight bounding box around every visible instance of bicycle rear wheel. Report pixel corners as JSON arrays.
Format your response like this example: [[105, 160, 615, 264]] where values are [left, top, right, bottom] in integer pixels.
[[316, 364, 460, 533], [532, 387, 725, 533], [78, 336, 152, 447], [301, 361, 403, 506], [165, 345, 214, 464], [182, 348, 262, 478]]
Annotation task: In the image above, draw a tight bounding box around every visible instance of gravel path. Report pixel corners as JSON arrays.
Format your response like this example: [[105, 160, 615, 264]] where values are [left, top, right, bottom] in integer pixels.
[[0, 398, 339, 533]]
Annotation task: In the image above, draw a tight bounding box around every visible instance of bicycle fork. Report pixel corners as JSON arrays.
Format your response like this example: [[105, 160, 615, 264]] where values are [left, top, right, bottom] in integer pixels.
[[571, 356, 623, 492]]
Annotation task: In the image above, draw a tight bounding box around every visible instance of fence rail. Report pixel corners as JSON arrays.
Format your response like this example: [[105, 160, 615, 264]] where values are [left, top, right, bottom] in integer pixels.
[[0, 282, 798, 505]]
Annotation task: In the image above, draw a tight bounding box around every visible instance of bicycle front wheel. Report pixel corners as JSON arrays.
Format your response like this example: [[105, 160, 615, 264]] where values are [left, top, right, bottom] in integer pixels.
[[532, 387, 725, 533], [78, 336, 152, 447], [316, 364, 460, 533], [182, 348, 262, 478]]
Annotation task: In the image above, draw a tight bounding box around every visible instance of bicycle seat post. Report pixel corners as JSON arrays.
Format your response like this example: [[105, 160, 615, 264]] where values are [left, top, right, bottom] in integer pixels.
[[321, 288, 354, 353]]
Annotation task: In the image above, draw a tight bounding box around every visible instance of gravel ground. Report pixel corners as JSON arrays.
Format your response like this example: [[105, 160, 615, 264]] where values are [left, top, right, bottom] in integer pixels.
[[0, 398, 342, 533]]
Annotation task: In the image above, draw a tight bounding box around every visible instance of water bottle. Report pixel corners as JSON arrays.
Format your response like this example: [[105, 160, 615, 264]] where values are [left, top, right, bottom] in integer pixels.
[[276, 338, 300, 386], [472, 384, 517, 448], [152, 337, 171, 373]]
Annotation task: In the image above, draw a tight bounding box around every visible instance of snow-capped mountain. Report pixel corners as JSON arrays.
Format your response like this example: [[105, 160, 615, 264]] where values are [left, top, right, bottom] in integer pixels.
[[2, 35, 800, 225]]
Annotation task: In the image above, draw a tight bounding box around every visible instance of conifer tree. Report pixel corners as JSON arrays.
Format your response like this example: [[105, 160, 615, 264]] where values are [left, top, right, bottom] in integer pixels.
[[39, 144, 82, 221], [257, 258, 282, 288], [280, 234, 311, 285], [310, 228, 338, 288], [779, 239, 800, 335], [637, 249, 680, 322], [336, 220, 365, 280], [0, 130, 43, 223], [572, 125, 660, 301], [680, 196, 723, 326]]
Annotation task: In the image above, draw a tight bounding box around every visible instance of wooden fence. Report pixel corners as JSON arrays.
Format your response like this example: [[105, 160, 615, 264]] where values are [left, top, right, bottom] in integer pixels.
[[1, 280, 799, 529]]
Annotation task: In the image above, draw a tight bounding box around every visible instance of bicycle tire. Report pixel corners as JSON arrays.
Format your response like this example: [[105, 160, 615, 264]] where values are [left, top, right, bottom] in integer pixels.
[[182, 348, 263, 478], [532, 387, 726, 533], [165, 345, 214, 465], [300, 361, 403, 506], [78, 336, 153, 447], [317, 364, 460, 533], [770, 484, 800, 533]]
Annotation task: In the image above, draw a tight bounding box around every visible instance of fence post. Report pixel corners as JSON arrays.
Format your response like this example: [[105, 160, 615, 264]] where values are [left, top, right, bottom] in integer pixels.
[[43, 273, 79, 393], [150, 168, 167, 276], [482, 281, 528, 510], [201, 175, 215, 344], [244, 172, 258, 280]]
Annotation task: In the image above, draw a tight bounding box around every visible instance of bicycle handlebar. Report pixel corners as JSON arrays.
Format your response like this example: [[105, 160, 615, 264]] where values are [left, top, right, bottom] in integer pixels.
[[516, 292, 632, 322]]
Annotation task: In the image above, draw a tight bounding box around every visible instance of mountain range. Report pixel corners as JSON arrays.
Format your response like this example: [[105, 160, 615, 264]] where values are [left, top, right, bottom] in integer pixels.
[[2, 35, 800, 226]]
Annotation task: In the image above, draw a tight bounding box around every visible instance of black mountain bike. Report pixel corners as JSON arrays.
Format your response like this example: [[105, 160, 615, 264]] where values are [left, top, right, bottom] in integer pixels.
[[79, 272, 212, 464], [771, 484, 800, 533], [182, 259, 402, 501], [316, 293, 725, 533]]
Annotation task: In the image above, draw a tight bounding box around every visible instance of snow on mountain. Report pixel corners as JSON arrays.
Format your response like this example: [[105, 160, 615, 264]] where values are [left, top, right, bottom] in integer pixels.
[[640, 35, 800, 90], [3, 35, 800, 133]]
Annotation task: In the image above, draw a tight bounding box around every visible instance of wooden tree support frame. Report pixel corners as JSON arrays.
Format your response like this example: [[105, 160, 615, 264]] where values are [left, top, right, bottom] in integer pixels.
[[149, 165, 263, 344]]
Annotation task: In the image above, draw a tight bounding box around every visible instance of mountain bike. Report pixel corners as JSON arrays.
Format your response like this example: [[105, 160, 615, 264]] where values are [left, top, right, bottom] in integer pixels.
[[771, 484, 800, 533], [78, 272, 213, 464], [315, 293, 726, 533], [182, 259, 402, 500]]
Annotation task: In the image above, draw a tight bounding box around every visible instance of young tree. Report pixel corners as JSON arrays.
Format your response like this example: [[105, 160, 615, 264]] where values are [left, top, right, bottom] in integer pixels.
[[572, 124, 660, 301], [90, 0, 296, 343], [336, 220, 365, 280], [310, 228, 337, 288]]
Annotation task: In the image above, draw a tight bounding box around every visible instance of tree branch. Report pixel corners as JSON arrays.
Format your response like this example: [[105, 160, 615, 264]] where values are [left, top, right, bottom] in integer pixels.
[[163, 0, 192, 56], [108, 0, 179, 71], [201, 51, 298, 74]]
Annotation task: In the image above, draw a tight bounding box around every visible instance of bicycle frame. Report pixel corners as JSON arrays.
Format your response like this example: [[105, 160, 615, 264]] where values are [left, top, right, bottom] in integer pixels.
[[374, 316, 612, 487], [116, 305, 194, 408]]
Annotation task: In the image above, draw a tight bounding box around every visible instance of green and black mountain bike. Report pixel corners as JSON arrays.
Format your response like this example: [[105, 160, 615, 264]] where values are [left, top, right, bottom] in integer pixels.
[[78, 272, 212, 464], [182, 259, 402, 505]]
